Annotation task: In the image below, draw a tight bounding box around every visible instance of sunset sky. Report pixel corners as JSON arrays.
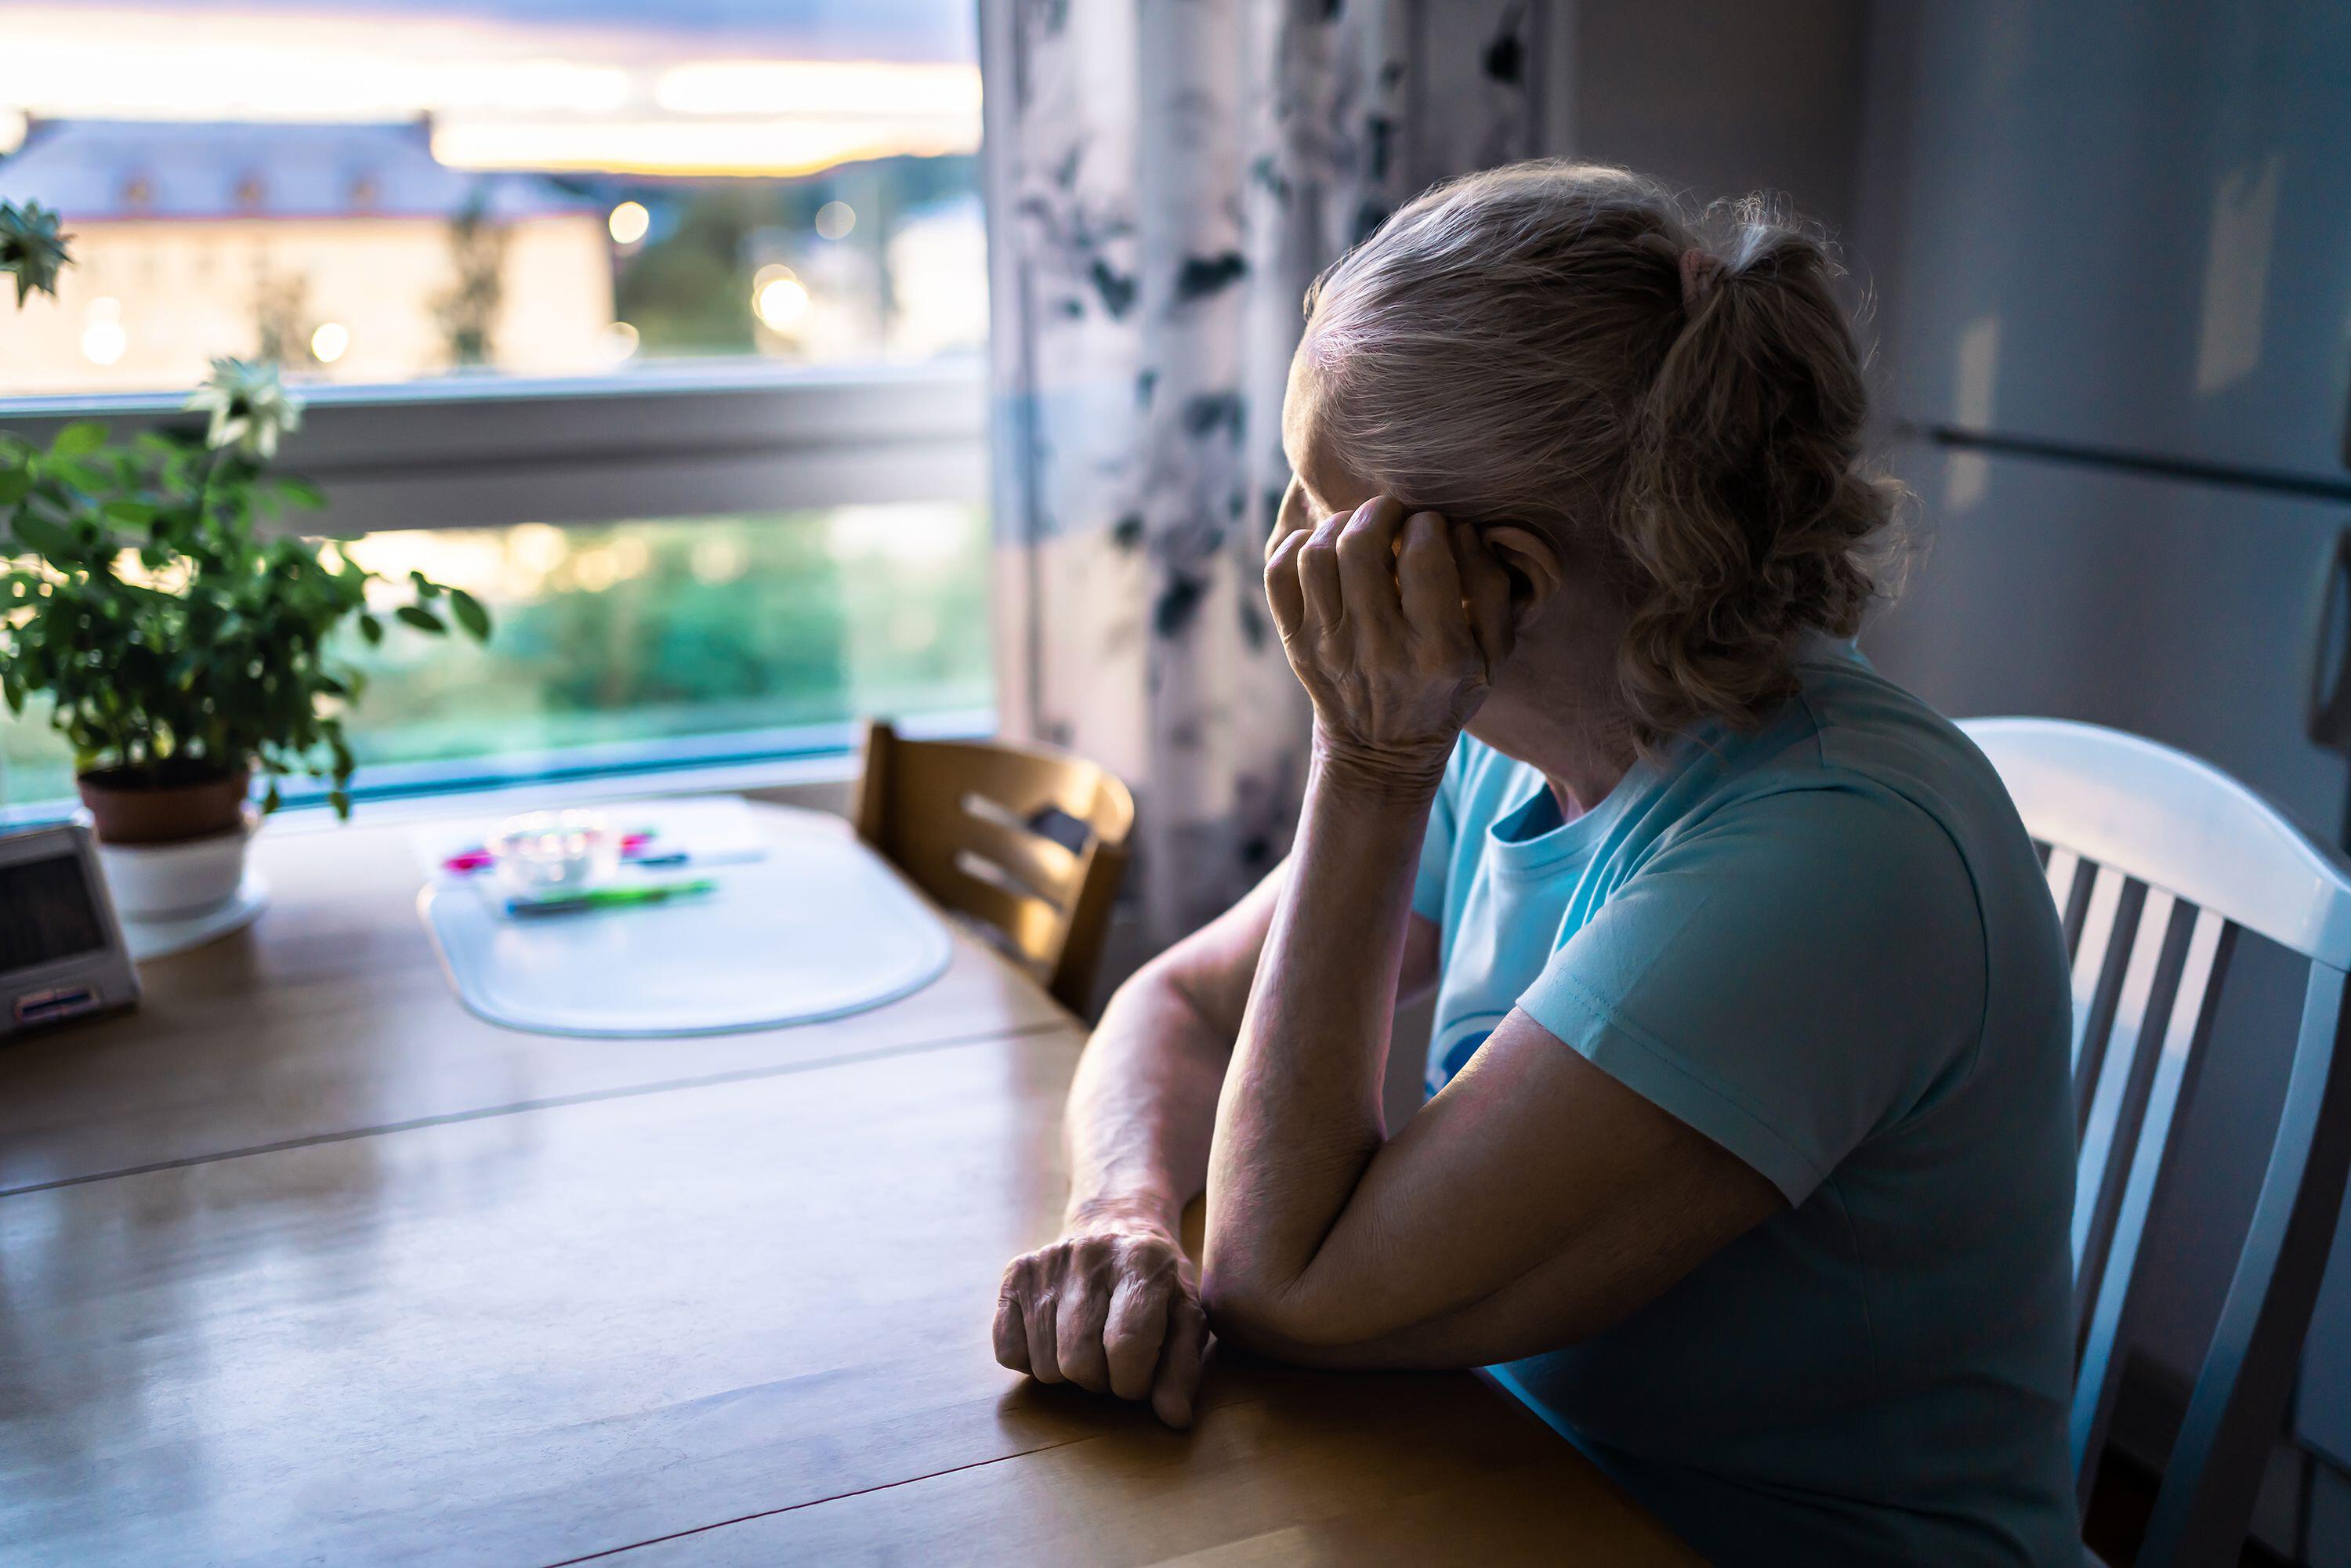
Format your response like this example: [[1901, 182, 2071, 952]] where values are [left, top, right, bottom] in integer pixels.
[[0, 1, 981, 176]]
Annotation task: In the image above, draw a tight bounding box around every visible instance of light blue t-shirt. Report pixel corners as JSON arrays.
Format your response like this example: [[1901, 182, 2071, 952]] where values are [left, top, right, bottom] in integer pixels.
[[1412, 643, 2078, 1566]]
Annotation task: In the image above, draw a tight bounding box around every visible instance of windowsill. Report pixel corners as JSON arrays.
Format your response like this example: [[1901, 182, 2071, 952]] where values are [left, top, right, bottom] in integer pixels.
[[281, 750, 870, 831]]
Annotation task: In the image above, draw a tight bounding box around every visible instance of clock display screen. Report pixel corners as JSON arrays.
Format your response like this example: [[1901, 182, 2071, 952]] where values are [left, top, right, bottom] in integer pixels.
[[0, 855, 107, 972]]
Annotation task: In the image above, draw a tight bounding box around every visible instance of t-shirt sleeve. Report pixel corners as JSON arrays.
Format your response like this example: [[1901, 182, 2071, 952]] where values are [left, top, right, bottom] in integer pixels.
[[1411, 743, 1465, 926], [1516, 783, 1987, 1205]]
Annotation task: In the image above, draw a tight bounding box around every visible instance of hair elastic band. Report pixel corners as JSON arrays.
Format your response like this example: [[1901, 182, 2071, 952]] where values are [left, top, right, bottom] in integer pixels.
[[1679, 248, 1727, 310]]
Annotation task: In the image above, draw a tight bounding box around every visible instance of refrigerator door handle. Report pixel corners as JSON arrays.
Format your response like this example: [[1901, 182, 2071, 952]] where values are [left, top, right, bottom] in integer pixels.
[[2303, 523, 2351, 848]]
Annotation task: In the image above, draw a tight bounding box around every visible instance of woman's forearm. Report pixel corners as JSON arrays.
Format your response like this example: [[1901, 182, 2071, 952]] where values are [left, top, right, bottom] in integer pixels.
[[1063, 965, 1233, 1233], [997, 951, 1248, 1427], [1201, 754, 1434, 1320], [1207, 497, 1510, 1338]]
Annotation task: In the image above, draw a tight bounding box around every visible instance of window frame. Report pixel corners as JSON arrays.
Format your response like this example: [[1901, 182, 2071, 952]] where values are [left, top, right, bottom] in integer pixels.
[[0, 357, 987, 534]]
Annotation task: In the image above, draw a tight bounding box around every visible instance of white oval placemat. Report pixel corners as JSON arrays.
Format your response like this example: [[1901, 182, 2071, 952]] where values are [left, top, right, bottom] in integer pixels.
[[420, 809, 951, 1037]]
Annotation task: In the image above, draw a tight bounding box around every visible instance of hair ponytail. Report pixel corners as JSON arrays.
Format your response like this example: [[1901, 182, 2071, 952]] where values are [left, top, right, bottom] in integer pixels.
[[1614, 205, 1904, 744]]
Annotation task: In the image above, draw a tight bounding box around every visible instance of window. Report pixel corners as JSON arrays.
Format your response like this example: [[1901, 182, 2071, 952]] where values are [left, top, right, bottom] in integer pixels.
[[0, 1, 994, 815], [2, 504, 992, 809]]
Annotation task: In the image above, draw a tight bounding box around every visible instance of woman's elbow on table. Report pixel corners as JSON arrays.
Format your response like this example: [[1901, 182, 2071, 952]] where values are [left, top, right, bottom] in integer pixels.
[[1197, 1266, 1320, 1356], [1199, 1271, 1516, 1370], [1198, 1248, 1463, 1366]]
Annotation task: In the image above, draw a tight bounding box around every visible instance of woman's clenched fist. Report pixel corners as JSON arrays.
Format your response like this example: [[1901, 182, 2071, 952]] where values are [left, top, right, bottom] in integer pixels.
[[993, 1203, 1211, 1427]]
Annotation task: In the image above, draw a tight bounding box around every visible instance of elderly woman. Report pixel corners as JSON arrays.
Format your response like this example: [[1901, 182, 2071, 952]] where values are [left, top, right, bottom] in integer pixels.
[[992, 163, 2078, 1566]]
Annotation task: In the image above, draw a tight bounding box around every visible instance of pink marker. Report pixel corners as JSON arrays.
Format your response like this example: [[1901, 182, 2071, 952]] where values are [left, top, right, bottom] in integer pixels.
[[443, 828, 657, 877]]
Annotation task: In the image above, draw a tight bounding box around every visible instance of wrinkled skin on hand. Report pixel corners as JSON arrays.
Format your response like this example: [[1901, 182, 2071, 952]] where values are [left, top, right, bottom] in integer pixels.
[[1262, 495, 1516, 798], [994, 1200, 1211, 1427]]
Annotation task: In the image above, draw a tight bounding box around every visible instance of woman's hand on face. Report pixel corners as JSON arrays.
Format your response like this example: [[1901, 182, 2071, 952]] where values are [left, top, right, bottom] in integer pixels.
[[993, 1204, 1212, 1428], [1264, 496, 1516, 798]]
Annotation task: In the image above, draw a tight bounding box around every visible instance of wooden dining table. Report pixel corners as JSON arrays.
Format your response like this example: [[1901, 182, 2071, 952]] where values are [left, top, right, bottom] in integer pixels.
[[0, 799, 1699, 1566]]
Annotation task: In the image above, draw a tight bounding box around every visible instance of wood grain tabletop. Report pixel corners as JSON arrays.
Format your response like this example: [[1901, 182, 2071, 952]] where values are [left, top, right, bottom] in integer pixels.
[[0, 802, 1698, 1566]]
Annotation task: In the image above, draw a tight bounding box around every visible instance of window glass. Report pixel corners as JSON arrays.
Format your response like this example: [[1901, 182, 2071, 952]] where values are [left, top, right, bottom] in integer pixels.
[[0, 2, 984, 395], [0, 505, 994, 810]]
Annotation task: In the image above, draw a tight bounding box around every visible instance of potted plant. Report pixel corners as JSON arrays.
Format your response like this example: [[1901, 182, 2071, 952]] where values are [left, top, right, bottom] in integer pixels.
[[3, 208, 489, 921]]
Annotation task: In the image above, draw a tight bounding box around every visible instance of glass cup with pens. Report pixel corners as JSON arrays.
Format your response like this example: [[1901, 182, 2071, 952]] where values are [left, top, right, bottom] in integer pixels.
[[475, 809, 715, 918]]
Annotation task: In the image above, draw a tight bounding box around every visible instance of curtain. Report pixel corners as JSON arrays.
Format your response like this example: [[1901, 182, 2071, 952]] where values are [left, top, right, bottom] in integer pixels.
[[980, 0, 1559, 951]]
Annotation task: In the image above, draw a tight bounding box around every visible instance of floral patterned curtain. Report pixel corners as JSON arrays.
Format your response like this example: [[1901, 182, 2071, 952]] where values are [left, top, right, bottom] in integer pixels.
[[979, 0, 1556, 951]]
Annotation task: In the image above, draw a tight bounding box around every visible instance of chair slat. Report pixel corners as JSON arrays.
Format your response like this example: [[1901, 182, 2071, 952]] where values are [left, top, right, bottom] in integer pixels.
[[955, 791, 1085, 907], [2068, 867, 2132, 1081], [2074, 875, 2151, 1138], [944, 849, 1067, 962], [2045, 846, 2085, 951], [2069, 907, 2236, 1505], [2070, 888, 2185, 1338]]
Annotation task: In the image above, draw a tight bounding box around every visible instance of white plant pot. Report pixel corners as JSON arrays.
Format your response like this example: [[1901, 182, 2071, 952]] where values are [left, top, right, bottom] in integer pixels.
[[96, 807, 259, 922]]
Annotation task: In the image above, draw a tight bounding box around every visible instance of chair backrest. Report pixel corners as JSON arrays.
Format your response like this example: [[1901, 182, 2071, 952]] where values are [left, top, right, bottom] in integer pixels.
[[1962, 717, 2351, 1568], [852, 719, 1135, 1015]]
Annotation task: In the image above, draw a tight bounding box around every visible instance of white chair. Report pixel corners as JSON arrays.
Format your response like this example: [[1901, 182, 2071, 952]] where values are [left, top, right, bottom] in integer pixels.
[[1962, 717, 2351, 1568]]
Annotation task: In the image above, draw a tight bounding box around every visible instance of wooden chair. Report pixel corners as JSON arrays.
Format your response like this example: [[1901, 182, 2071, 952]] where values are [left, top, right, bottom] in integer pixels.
[[1962, 717, 2351, 1568], [853, 719, 1135, 1016]]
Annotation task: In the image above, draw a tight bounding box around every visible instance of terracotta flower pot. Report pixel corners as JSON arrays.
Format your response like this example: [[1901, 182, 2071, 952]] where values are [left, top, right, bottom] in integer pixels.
[[76, 761, 253, 846]]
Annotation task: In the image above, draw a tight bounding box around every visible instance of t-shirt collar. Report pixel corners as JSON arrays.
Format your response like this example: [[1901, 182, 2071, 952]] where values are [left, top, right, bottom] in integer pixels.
[[1486, 753, 1654, 879]]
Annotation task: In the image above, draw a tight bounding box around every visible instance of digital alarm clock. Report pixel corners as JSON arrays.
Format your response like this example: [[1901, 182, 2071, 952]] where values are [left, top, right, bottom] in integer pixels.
[[1, 821, 139, 1037]]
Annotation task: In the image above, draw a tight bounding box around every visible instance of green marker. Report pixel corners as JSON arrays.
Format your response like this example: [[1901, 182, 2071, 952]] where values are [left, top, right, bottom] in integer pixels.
[[506, 878, 716, 918]]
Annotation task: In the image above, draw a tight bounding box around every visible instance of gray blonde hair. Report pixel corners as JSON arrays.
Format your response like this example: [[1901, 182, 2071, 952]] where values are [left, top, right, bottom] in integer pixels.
[[1303, 160, 1904, 751]]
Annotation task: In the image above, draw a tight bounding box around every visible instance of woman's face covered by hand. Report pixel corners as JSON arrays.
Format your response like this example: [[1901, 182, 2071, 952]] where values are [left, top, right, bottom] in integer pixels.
[[1267, 347, 1538, 788]]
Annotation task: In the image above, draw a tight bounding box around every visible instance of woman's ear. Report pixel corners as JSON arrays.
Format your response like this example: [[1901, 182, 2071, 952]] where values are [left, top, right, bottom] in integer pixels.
[[1479, 525, 1565, 626]]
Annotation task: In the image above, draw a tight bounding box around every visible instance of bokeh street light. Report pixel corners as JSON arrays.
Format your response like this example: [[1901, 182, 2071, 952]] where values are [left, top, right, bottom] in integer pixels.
[[755, 277, 810, 331], [607, 201, 650, 245], [752, 265, 810, 331]]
